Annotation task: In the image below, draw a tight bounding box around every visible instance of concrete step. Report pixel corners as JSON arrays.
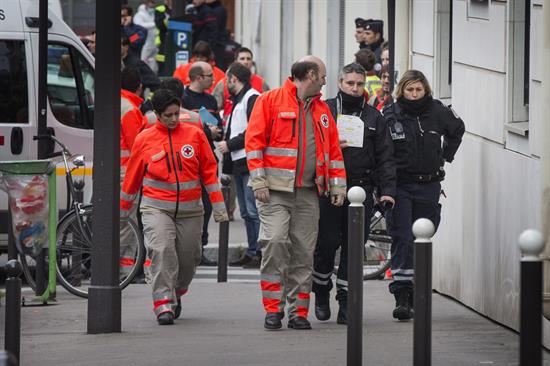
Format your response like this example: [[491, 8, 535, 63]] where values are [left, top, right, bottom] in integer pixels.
[[202, 242, 248, 263]]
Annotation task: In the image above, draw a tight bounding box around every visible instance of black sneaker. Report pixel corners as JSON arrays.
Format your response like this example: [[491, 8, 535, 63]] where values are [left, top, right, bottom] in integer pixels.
[[200, 254, 217, 266], [288, 316, 312, 330], [157, 312, 174, 325], [264, 312, 284, 330], [229, 255, 253, 267]]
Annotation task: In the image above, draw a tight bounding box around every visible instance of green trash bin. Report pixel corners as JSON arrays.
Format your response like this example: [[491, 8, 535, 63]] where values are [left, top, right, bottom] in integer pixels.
[[0, 160, 57, 302]]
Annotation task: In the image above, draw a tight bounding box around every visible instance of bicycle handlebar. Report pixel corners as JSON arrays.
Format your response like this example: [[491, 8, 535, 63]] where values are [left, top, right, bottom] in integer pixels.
[[33, 134, 71, 156]]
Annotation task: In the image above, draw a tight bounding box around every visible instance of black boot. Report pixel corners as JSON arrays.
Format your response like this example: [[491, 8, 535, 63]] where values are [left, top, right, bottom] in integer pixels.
[[315, 292, 331, 321], [392, 289, 413, 321], [157, 312, 174, 325], [336, 302, 347, 324], [264, 312, 284, 330], [288, 316, 312, 330], [174, 298, 182, 319]]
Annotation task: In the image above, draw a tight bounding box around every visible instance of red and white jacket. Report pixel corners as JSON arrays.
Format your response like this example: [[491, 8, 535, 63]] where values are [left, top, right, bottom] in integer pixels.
[[120, 120, 227, 221], [120, 89, 145, 176], [245, 78, 346, 196]]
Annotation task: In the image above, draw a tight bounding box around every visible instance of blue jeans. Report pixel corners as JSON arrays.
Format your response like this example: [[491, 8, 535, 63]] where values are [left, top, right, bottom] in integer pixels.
[[233, 174, 260, 257]]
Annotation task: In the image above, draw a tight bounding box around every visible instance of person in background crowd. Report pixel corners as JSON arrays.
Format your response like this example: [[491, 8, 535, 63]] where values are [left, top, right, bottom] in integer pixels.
[[154, 0, 171, 75], [122, 36, 160, 93], [363, 19, 385, 66], [119, 68, 146, 281], [218, 63, 261, 268], [245, 56, 347, 331], [213, 47, 269, 124], [313, 63, 395, 325], [212, 46, 269, 221], [134, 0, 158, 73], [381, 70, 465, 321], [354, 48, 382, 100], [355, 18, 369, 50], [182, 61, 224, 266], [121, 5, 148, 59], [369, 64, 393, 111], [381, 43, 390, 69], [189, 0, 218, 49], [121, 89, 228, 325], [173, 41, 225, 95], [206, 0, 230, 68], [86, 31, 96, 56]]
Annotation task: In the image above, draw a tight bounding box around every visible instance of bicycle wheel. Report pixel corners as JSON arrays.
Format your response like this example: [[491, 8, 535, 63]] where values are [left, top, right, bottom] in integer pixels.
[[18, 252, 37, 292], [363, 212, 392, 280], [55, 206, 145, 298]]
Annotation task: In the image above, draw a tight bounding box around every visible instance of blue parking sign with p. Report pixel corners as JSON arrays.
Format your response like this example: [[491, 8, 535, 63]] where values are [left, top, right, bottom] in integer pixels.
[[175, 31, 188, 48]]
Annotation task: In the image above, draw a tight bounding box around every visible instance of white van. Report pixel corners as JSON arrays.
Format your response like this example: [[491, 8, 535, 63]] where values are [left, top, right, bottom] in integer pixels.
[[0, 0, 95, 250]]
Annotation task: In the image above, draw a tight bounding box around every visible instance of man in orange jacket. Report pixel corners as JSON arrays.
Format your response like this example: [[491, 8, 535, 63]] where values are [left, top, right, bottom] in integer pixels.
[[172, 41, 225, 95], [121, 89, 228, 325], [245, 56, 347, 330], [120, 68, 146, 279]]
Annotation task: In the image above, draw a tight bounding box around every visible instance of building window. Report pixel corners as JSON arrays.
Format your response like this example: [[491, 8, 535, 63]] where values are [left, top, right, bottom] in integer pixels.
[[0, 40, 29, 123]]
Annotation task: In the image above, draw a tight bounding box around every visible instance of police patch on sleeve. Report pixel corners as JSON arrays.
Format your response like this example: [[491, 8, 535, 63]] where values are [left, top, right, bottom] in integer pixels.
[[181, 144, 195, 158], [320, 114, 329, 128]]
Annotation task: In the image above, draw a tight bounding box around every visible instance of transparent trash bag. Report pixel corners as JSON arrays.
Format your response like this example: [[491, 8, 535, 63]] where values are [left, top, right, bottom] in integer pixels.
[[0, 175, 49, 257]]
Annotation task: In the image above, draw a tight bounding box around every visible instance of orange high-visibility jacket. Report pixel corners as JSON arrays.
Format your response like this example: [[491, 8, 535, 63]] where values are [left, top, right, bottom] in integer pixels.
[[120, 89, 144, 174], [173, 61, 225, 95], [245, 78, 347, 196], [120, 120, 227, 221]]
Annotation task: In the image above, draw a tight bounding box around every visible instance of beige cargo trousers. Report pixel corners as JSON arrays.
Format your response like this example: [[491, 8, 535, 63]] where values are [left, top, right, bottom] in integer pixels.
[[257, 187, 320, 320], [141, 209, 203, 317]]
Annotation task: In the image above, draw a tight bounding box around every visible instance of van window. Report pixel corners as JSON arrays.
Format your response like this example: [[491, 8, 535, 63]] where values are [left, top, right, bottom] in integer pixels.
[[47, 44, 94, 129], [0, 40, 29, 123]]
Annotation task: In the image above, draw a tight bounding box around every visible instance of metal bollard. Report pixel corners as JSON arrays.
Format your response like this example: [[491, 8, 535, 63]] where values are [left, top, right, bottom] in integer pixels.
[[412, 218, 436, 366], [518, 229, 545, 366], [347, 186, 366, 366], [4, 259, 22, 365], [217, 184, 231, 282]]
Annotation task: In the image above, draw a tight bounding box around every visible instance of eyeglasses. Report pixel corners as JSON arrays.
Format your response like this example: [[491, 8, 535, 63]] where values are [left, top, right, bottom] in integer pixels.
[[202, 74, 214, 78]]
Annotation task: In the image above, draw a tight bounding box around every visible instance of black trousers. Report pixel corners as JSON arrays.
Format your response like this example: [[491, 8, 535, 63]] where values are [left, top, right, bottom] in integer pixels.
[[312, 190, 374, 303], [386, 181, 441, 294]]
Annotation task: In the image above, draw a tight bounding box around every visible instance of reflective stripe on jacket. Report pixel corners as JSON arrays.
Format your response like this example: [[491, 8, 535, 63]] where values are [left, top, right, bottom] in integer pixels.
[[121, 120, 228, 221], [245, 78, 347, 196], [120, 89, 144, 172]]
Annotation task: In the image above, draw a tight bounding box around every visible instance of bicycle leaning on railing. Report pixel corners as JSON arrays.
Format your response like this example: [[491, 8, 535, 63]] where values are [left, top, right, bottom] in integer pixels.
[[18, 135, 145, 298]]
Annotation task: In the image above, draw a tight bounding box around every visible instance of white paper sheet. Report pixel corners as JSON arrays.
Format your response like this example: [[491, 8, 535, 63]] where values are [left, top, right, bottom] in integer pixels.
[[337, 114, 364, 148]]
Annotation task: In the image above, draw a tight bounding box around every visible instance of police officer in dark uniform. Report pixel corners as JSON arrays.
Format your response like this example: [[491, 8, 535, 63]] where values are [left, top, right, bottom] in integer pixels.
[[381, 69, 465, 320], [313, 63, 396, 324]]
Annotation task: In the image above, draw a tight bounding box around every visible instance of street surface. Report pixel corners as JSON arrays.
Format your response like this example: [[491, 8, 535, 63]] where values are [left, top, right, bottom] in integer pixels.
[[2, 273, 550, 366]]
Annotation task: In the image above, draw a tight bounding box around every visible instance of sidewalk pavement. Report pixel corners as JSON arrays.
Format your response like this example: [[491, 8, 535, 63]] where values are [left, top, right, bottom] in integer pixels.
[[2, 276, 549, 366]]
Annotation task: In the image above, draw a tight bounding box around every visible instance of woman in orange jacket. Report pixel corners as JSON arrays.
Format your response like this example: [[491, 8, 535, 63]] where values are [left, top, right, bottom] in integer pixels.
[[121, 89, 228, 325]]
